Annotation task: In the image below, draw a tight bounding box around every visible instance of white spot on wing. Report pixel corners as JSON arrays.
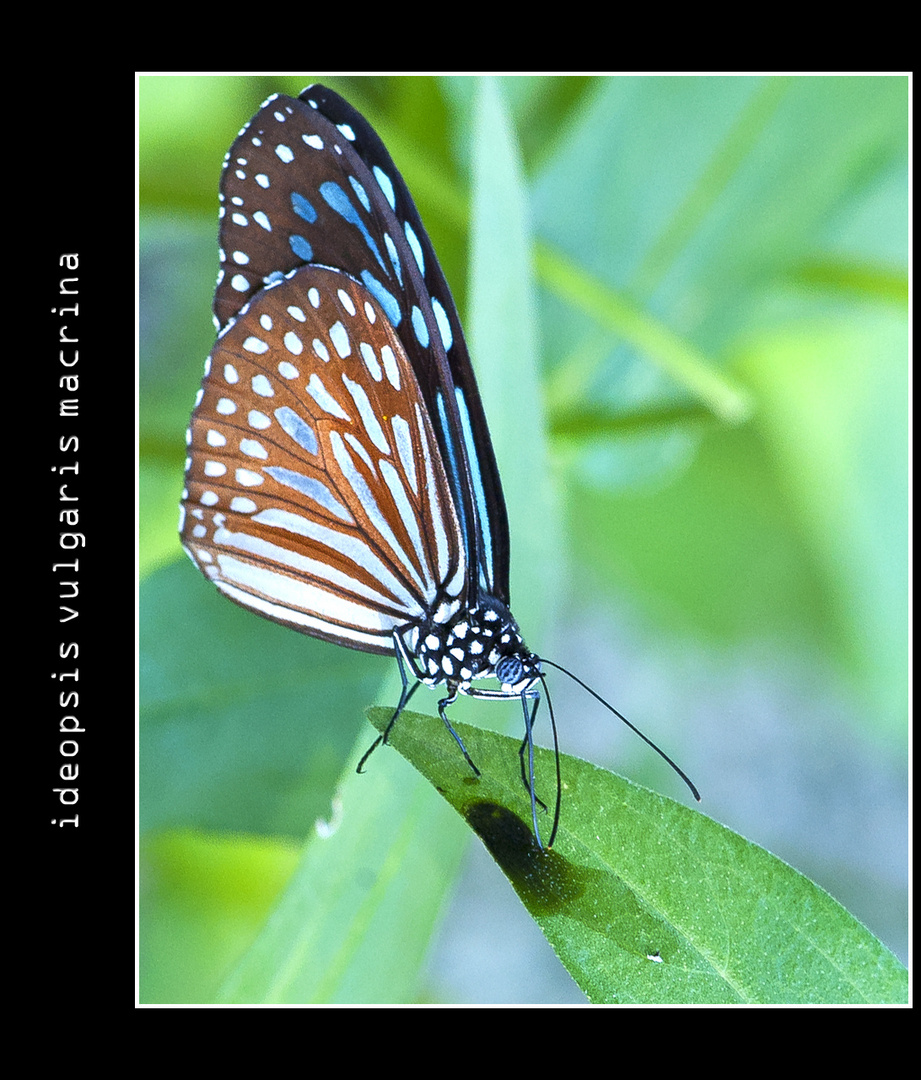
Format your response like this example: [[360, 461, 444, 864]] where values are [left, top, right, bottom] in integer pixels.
[[329, 321, 351, 358], [404, 222, 424, 275], [230, 497, 257, 513], [252, 374, 274, 397], [381, 345, 400, 390], [342, 375, 390, 453], [240, 439, 268, 459], [360, 342, 382, 382], [306, 374, 350, 420], [284, 332, 303, 355], [235, 468, 264, 487], [432, 298, 453, 351], [374, 165, 396, 209]]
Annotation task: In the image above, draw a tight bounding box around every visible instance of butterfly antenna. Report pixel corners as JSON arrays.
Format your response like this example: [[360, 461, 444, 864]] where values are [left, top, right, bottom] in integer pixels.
[[538, 658, 701, 802]]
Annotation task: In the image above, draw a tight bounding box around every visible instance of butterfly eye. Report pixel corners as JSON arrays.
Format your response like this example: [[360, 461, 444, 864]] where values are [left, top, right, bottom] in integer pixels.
[[495, 655, 526, 686]]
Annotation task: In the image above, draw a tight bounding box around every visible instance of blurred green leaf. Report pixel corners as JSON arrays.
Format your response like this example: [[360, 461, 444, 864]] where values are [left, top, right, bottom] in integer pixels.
[[468, 77, 558, 637], [534, 74, 908, 733], [535, 241, 752, 422], [140, 560, 385, 839], [736, 314, 908, 737], [140, 830, 301, 1004], [215, 739, 467, 1004]]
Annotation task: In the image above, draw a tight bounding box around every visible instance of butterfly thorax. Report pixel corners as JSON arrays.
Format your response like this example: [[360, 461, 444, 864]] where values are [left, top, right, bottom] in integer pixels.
[[401, 595, 541, 694]]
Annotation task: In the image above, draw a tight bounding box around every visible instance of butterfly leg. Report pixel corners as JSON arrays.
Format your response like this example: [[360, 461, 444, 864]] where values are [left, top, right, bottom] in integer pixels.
[[517, 701, 549, 815], [356, 637, 421, 773], [436, 690, 481, 777]]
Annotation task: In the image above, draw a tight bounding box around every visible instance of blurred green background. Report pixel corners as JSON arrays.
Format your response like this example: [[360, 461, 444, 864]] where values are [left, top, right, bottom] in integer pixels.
[[139, 74, 908, 1003]]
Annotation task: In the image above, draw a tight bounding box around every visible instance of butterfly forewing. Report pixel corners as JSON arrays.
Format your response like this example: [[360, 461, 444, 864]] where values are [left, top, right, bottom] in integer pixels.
[[181, 266, 467, 654], [213, 94, 400, 329], [212, 86, 510, 604]]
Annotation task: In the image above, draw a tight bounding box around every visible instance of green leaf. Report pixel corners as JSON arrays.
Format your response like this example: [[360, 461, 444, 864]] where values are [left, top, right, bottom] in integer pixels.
[[368, 706, 908, 1005]]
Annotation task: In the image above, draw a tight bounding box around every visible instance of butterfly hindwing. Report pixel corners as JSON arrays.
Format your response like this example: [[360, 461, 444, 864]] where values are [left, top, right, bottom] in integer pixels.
[[181, 266, 467, 653]]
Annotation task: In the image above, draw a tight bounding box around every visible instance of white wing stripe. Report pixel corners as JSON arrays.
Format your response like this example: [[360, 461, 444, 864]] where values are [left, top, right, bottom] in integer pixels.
[[391, 414, 417, 495], [379, 459, 433, 592], [329, 432, 428, 597], [306, 373, 349, 419], [249, 508, 423, 609], [417, 402, 453, 584], [212, 526, 422, 615], [263, 465, 353, 522], [342, 374, 390, 453], [274, 405, 318, 455], [213, 554, 404, 630], [214, 577, 401, 649]]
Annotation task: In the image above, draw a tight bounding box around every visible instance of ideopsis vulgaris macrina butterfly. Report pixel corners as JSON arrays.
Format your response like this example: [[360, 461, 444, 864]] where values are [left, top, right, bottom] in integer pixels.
[[179, 84, 699, 849]]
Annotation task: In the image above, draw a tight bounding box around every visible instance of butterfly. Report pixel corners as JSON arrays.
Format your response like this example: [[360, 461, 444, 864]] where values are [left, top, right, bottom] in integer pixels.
[[179, 84, 698, 849]]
